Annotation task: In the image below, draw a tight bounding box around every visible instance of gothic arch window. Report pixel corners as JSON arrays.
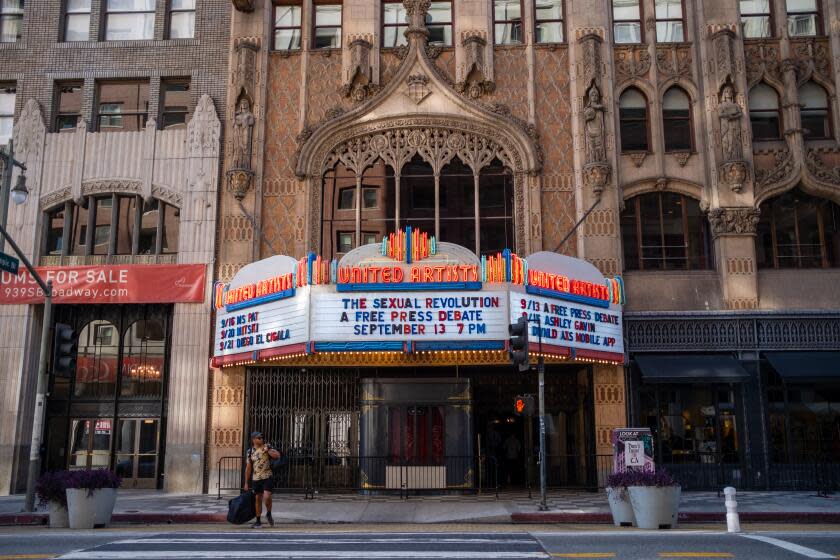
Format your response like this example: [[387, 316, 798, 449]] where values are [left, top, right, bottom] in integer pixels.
[[75, 320, 120, 399], [662, 86, 692, 152], [749, 83, 782, 141], [619, 87, 649, 152], [121, 319, 166, 399], [43, 195, 180, 258], [620, 192, 712, 270], [799, 81, 831, 140], [321, 154, 514, 259], [756, 188, 840, 269]]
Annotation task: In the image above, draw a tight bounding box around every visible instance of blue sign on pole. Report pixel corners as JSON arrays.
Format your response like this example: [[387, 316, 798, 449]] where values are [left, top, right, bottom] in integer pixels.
[[0, 251, 19, 275]]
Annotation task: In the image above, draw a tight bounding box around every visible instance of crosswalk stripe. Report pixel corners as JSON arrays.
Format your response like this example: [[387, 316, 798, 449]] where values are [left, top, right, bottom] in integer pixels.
[[59, 552, 550, 559], [741, 535, 834, 559], [658, 554, 734, 558], [110, 538, 538, 545], [550, 554, 616, 558]]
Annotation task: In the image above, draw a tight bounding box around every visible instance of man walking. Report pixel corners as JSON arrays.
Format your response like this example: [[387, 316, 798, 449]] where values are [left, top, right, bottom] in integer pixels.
[[244, 431, 280, 528]]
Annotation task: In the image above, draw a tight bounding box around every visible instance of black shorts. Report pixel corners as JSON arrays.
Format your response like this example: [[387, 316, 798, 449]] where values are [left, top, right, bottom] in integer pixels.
[[252, 477, 274, 493]]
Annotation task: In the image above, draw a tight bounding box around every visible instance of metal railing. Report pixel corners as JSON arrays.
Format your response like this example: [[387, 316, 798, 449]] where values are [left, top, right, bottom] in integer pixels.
[[218, 454, 499, 498]]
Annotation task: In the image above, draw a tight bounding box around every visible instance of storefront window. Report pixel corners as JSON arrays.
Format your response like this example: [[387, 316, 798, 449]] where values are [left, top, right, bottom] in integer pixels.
[[75, 320, 119, 399], [641, 384, 740, 465], [121, 319, 165, 398]]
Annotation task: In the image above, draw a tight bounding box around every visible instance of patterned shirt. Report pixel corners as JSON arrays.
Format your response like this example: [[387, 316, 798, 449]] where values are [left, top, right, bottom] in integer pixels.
[[247, 445, 274, 481]]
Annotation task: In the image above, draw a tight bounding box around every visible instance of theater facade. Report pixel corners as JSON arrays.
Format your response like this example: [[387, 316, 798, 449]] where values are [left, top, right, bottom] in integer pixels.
[[211, 0, 840, 493]]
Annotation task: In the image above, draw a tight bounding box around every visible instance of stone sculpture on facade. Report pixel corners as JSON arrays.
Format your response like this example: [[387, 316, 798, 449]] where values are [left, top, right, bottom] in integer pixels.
[[717, 83, 748, 193], [343, 39, 378, 102], [582, 83, 610, 196], [707, 207, 760, 237], [456, 34, 495, 99], [228, 96, 256, 200]]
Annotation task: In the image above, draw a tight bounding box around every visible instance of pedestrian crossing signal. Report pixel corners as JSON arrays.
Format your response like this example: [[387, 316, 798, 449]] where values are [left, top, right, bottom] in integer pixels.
[[514, 394, 535, 416]]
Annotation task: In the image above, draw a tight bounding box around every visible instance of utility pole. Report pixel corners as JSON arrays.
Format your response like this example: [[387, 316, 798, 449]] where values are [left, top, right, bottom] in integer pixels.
[[0, 141, 52, 512], [535, 314, 548, 511]]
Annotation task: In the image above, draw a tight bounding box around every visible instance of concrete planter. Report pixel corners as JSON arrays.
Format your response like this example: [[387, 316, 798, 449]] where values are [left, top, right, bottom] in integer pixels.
[[93, 488, 117, 527], [628, 485, 681, 529], [606, 487, 635, 527], [66, 489, 97, 529], [48, 501, 69, 529]]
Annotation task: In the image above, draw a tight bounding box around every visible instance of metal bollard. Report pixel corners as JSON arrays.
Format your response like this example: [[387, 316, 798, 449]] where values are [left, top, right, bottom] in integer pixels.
[[724, 486, 741, 533]]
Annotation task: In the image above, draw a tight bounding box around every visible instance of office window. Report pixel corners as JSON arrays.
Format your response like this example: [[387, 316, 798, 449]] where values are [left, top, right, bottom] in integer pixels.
[[0, 0, 22, 43], [55, 83, 83, 132], [97, 81, 149, 132], [169, 0, 194, 39], [105, 0, 155, 41], [337, 232, 353, 254], [749, 83, 782, 141], [756, 188, 840, 269], [274, 2, 302, 50], [786, 0, 820, 37], [160, 80, 190, 130], [613, 0, 642, 44], [64, 0, 91, 41], [619, 87, 649, 152], [313, 3, 341, 49], [741, 0, 772, 38], [383, 1, 407, 47], [621, 192, 712, 270], [0, 86, 14, 146], [655, 0, 684, 42], [45, 205, 67, 256], [426, 1, 452, 46], [662, 87, 692, 151], [494, 0, 523, 45], [799, 82, 830, 140], [535, 0, 563, 43]]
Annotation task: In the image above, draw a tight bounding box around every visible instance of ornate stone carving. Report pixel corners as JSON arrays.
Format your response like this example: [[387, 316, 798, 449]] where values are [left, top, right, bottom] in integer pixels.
[[745, 41, 781, 87], [81, 179, 143, 196], [456, 34, 494, 99], [805, 149, 840, 185], [151, 185, 183, 208], [232, 39, 260, 102], [404, 74, 432, 104], [39, 187, 72, 210], [707, 207, 760, 237], [425, 44, 442, 59], [579, 33, 603, 89], [791, 38, 832, 85], [394, 45, 409, 60], [583, 84, 607, 164], [13, 99, 45, 163], [231, 0, 254, 11], [719, 160, 749, 193], [343, 38, 379, 102], [404, 0, 432, 42], [187, 94, 220, 159], [628, 152, 647, 167], [582, 162, 610, 196], [672, 151, 691, 166], [755, 148, 795, 192], [578, 33, 610, 197], [227, 95, 255, 200], [711, 29, 737, 91], [614, 46, 651, 84], [655, 44, 692, 82], [718, 83, 743, 162]]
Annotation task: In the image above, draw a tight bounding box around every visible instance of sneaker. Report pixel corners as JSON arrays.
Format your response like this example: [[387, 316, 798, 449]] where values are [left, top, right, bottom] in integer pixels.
[[266, 512, 274, 527], [250, 519, 262, 529]]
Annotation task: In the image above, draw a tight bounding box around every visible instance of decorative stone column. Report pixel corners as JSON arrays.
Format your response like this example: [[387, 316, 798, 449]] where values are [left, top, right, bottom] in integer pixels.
[[708, 207, 761, 310]]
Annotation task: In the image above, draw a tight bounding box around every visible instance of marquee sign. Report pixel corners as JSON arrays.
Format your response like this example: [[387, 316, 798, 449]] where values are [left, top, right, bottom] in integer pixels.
[[211, 228, 625, 367]]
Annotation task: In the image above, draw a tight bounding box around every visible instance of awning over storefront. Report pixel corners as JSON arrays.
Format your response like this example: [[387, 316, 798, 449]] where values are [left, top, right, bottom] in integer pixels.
[[765, 352, 840, 382], [636, 354, 749, 383]]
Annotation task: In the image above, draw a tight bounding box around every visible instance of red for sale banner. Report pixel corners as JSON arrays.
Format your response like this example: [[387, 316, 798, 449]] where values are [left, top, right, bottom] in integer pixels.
[[0, 264, 207, 305]]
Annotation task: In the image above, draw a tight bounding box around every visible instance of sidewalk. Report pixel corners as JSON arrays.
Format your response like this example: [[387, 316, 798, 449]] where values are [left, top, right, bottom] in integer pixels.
[[1, 489, 839, 525]]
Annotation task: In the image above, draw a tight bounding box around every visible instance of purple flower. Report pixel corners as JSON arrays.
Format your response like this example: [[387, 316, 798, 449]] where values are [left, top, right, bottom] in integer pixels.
[[36, 470, 75, 509], [607, 469, 678, 488]]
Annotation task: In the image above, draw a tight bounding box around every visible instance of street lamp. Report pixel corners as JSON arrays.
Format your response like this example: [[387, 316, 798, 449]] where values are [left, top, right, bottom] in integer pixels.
[[10, 171, 27, 206]]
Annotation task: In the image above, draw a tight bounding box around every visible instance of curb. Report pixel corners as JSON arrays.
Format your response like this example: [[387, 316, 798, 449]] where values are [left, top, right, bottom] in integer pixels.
[[510, 511, 840, 524]]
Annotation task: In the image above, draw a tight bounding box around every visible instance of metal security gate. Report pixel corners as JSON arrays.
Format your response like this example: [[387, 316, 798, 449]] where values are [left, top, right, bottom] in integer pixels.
[[245, 367, 360, 490]]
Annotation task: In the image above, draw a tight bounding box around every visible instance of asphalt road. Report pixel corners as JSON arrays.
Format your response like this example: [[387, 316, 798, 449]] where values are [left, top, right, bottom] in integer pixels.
[[0, 527, 839, 559]]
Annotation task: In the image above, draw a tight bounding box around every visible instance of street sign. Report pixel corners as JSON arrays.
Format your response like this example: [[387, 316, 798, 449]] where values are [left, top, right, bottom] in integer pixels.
[[0, 251, 19, 275]]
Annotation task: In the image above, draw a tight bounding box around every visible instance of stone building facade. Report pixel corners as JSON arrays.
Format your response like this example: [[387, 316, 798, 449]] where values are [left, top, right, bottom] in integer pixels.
[[0, 0, 229, 495], [209, 0, 840, 492]]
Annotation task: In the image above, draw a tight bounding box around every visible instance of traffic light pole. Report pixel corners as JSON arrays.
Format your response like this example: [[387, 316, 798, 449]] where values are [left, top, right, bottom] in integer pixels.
[[536, 316, 548, 511], [0, 220, 54, 512]]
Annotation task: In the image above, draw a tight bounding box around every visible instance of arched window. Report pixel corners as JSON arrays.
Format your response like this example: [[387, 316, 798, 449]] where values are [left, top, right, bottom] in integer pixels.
[[121, 319, 166, 399], [75, 320, 119, 399], [620, 192, 712, 270], [756, 188, 840, 268], [322, 152, 514, 258], [662, 87, 692, 151], [619, 88, 649, 152], [799, 82, 831, 140], [749, 83, 782, 141]]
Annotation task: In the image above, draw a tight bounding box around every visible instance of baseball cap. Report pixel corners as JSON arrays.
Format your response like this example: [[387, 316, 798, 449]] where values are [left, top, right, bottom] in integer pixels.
[[250, 431, 264, 439]]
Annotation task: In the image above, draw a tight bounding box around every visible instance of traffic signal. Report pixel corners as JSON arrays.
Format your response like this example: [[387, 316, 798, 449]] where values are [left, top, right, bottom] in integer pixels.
[[53, 323, 77, 378], [508, 315, 529, 371], [514, 394, 535, 416]]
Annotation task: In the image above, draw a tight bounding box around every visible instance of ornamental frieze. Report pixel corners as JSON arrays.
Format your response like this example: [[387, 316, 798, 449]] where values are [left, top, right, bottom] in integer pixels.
[[805, 149, 840, 186], [754, 148, 796, 193], [791, 38, 832, 85], [707, 207, 760, 237], [655, 44, 692, 83], [745, 41, 781, 87], [614, 45, 651, 85]]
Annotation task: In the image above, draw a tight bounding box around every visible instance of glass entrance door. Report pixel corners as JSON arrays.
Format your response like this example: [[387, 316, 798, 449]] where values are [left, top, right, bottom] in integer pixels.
[[388, 406, 445, 465], [69, 418, 113, 470], [115, 419, 160, 488]]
